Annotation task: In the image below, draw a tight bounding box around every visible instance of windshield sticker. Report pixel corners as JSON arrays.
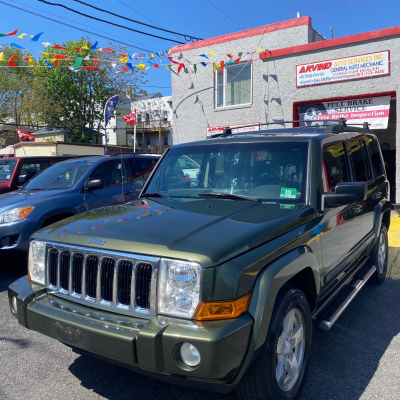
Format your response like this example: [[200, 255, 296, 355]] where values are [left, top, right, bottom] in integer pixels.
[[280, 204, 296, 210], [6, 175, 10, 179], [280, 188, 297, 199]]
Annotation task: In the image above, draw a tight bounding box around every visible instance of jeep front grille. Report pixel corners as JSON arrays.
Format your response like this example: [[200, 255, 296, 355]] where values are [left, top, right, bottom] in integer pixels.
[[47, 243, 158, 317]]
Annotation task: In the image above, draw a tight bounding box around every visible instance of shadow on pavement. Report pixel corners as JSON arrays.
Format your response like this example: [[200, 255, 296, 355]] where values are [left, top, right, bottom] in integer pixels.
[[301, 278, 400, 399], [68, 354, 235, 400], [0, 258, 27, 293], [67, 278, 400, 400]]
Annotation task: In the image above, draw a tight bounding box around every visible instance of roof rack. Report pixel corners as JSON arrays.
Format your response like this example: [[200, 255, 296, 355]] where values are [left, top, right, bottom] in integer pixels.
[[211, 118, 370, 137]]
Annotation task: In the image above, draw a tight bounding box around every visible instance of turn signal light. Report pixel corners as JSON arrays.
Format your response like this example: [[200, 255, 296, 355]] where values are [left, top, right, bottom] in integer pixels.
[[195, 293, 251, 321]]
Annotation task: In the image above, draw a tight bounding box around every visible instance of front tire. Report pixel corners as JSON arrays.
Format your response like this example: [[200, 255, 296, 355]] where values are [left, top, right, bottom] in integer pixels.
[[236, 287, 312, 400], [369, 224, 388, 284]]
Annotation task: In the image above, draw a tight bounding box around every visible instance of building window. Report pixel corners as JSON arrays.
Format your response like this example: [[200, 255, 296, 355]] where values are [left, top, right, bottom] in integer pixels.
[[145, 114, 150, 122], [163, 111, 168, 120], [163, 136, 168, 145], [215, 63, 252, 108], [137, 114, 142, 122]]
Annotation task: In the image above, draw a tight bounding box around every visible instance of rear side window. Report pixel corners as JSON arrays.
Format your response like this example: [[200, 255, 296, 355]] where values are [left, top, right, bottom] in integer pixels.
[[323, 142, 350, 192], [128, 158, 154, 179], [21, 161, 49, 176], [366, 138, 385, 178], [347, 140, 373, 182]]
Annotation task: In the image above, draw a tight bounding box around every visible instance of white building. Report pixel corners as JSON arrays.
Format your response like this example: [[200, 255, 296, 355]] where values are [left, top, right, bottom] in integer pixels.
[[127, 93, 173, 151]]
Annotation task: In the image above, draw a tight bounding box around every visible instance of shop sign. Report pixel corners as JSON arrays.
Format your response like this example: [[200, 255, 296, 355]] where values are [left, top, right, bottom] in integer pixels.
[[298, 95, 391, 129], [206, 123, 260, 138], [296, 51, 390, 87]]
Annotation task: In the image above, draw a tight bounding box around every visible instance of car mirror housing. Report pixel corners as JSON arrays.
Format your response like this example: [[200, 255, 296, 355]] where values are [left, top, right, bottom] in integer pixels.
[[85, 178, 104, 191], [323, 181, 367, 208]]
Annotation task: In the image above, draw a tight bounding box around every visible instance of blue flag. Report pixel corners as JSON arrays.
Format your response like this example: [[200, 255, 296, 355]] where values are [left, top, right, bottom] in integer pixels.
[[104, 95, 119, 126]]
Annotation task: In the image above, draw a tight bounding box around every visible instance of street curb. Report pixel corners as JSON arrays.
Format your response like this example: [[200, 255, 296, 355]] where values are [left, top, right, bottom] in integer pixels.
[[388, 214, 400, 279]]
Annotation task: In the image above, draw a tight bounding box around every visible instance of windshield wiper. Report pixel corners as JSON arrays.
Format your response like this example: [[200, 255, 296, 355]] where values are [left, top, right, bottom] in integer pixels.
[[141, 192, 169, 198], [198, 192, 260, 202]]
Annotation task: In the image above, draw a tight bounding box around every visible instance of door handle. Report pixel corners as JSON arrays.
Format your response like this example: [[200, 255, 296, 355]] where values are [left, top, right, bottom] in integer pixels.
[[351, 205, 363, 214], [372, 192, 381, 200]]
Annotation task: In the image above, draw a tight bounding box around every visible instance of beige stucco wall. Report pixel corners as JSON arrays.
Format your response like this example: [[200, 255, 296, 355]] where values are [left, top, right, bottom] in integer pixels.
[[14, 142, 105, 157], [14, 143, 57, 157], [57, 143, 104, 156]]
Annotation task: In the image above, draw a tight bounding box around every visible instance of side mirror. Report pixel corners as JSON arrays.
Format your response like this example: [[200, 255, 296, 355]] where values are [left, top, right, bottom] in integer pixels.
[[323, 181, 367, 208], [85, 179, 104, 191], [18, 174, 30, 185], [134, 180, 145, 197]]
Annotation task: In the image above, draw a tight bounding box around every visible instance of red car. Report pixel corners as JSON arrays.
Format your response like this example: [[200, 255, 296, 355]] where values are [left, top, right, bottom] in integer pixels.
[[0, 156, 73, 194]]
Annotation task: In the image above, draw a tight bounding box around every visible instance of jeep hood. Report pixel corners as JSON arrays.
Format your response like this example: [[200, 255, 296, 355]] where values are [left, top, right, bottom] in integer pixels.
[[34, 198, 315, 267]]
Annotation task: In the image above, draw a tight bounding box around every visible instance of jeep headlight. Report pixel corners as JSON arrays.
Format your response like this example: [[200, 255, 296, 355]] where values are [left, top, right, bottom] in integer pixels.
[[0, 206, 34, 224], [158, 259, 202, 319], [28, 240, 46, 286]]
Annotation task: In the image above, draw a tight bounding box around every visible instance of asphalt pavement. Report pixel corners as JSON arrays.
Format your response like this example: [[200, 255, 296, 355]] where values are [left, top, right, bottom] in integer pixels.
[[1, 217, 400, 400]]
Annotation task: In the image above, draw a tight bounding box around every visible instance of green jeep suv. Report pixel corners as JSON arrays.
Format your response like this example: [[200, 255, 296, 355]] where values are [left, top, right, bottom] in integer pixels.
[[8, 120, 391, 400]]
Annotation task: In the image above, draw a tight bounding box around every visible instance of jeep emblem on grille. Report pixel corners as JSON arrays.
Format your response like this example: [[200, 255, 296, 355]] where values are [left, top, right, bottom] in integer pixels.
[[88, 237, 106, 246]]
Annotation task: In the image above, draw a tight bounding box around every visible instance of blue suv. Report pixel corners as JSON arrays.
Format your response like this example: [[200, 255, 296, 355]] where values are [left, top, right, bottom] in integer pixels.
[[0, 153, 160, 257]]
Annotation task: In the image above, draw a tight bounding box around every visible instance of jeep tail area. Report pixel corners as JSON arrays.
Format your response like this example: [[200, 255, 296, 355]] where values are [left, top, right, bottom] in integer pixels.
[[8, 120, 391, 400]]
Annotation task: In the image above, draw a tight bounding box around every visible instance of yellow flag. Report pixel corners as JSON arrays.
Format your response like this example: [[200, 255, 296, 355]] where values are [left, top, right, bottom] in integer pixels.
[[209, 51, 216, 55], [255, 47, 263, 52], [138, 63, 145, 69], [119, 57, 128, 63], [17, 33, 27, 39], [40, 52, 50, 59], [81, 45, 89, 49], [28, 56, 34, 66], [0, 52, 5, 61]]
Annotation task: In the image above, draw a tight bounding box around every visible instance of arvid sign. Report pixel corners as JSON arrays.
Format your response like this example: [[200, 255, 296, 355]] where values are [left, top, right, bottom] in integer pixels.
[[296, 50, 390, 87]]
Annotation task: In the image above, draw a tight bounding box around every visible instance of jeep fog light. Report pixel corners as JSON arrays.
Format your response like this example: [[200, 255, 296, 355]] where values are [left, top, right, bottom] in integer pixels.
[[28, 240, 46, 286], [180, 342, 200, 367], [158, 259, 202, 319]]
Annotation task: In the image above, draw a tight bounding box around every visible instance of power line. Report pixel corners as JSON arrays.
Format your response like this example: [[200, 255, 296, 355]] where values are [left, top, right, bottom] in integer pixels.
[[115, 0, 183, 43], [205, 0, 245, 30], [0, 0, 153, 52], [71, 0, 202, 42], [11, 0, 161, 52], [37, 0, 185, 44]]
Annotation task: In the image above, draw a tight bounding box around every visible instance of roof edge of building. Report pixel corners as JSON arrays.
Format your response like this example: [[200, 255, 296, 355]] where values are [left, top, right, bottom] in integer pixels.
[[260, 25, 400, 60], [170, 16, 311, 54]]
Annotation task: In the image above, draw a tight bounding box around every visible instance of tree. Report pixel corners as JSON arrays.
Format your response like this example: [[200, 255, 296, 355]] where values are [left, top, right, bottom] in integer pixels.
[[0, 46, 37, 129], [32, 38, 148, 143], [0, 38, 148, 143]]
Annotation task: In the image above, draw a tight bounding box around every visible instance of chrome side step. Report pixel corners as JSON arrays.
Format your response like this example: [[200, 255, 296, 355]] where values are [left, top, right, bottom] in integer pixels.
[[318, 265, 376, 332]]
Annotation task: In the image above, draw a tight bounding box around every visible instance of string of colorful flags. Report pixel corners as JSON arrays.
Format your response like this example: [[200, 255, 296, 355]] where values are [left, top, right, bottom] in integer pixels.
[[0, 27, 266, 75]]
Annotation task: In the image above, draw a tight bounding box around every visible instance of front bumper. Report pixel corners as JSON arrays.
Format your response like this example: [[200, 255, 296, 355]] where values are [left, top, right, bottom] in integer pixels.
[[8, 276, 253, 392], [0, 218, 39, 252]]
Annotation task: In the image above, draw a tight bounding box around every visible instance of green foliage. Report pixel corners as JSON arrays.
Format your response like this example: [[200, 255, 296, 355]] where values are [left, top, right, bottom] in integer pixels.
[[0, 38, 148, 143], [0, 46, 36, 126]]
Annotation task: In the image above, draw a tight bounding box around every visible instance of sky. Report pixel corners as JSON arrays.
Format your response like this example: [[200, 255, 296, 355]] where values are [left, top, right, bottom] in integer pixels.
[[1, 0, 400, 97]]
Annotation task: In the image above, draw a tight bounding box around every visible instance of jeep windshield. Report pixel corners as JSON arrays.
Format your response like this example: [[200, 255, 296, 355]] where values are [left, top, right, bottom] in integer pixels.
[[21, 160, 94, 191], [144, 141, 309, 203]]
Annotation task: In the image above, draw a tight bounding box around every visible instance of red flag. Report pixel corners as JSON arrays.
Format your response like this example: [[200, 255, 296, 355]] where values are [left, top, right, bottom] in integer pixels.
[[121, 109, 136, 125], [17, 129, 35, 141]]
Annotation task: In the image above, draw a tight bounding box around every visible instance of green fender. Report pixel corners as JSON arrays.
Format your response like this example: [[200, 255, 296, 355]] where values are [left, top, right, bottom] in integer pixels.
[[231, 247, 320, 385]]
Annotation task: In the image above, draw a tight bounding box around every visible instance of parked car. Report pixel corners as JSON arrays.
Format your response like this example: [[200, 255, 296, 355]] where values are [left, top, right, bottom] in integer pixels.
[[0, 153, 160, 257], [8, 120, 390, 399], [0, 156, 74, 194]]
